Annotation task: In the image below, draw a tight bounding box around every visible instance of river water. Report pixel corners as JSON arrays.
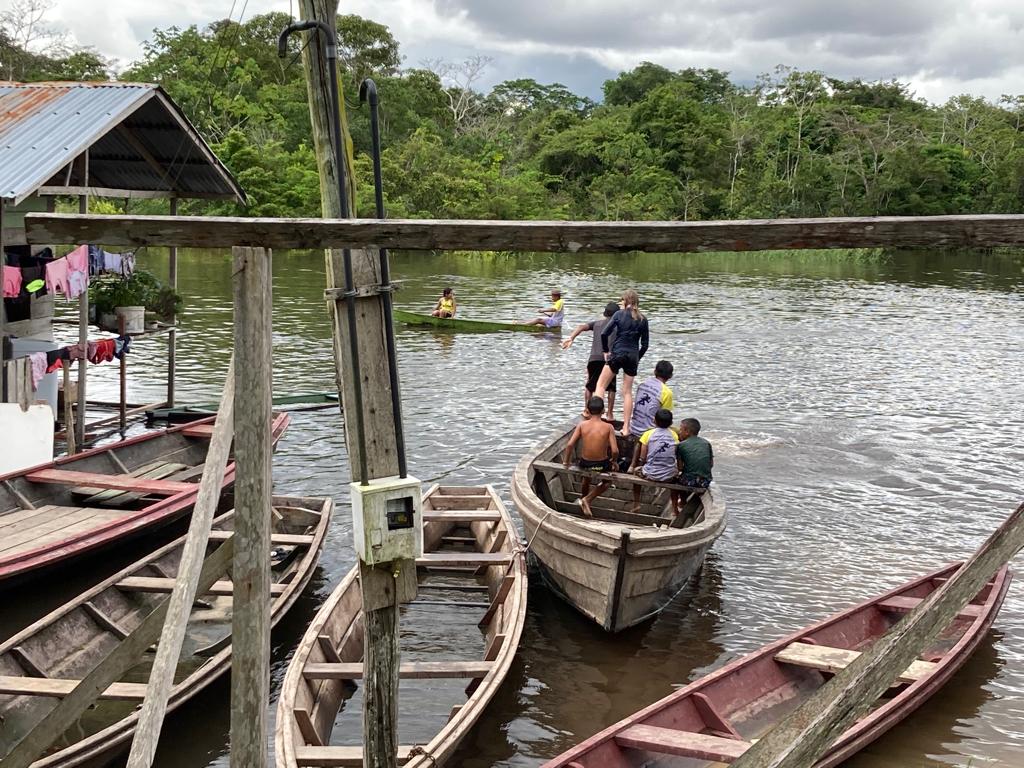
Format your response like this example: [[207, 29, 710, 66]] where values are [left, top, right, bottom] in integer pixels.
[[29, 248, 1024, 766]]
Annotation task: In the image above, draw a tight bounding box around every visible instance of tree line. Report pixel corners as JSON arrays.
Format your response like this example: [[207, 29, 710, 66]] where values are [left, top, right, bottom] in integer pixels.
[[5, 8, 1024, 222]]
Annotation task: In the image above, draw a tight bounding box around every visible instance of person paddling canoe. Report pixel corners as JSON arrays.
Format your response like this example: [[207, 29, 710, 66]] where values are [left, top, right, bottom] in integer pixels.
[[525, 289, 565, 328], [431, 287, 457, 318]]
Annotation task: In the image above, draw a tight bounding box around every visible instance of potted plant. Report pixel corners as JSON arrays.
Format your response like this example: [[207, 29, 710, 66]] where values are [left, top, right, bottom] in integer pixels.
[[89, 270, 182, 333]]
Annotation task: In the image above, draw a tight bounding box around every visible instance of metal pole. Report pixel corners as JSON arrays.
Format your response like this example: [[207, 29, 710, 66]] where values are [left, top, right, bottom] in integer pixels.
[[278, 21, 370, 486], [359, 78, 407, 478], [75, 151, 89, 449]]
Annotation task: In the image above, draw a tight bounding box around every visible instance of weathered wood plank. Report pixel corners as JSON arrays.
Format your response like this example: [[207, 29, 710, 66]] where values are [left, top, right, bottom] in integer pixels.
[[416, 552, 511, 568], [230, 245, 274, 768], [615, 725, 751, 762], [26, 469, 193, 495], [0, 675, 149, 700], [302, 661, 493, 680], [114, 576, 286, 596], [731, 500, 1024, 768], [293, 745, 413, 767], [774, 642, 935, 685], [26, 213, 1024, 253], [206, 530, 315, 546], [422, 511, 500, 523], [877, 595, 983, 620]]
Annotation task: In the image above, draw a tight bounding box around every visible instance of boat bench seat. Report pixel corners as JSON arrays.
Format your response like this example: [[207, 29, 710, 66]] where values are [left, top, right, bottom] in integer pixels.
[[115, 576, 287, 596], [416, 552, 511, 568], [0, 674, 147, 701], [533, 461, 708, 495], [302, 660, 493, 680], [614, 724, 751, 763], [877, 595, 983, 621], [27, 468, 194, 496], [294, 745, 413, 766], [423, 510, 501, 523], [72, 460, 192, 507], [426, 494, 493, 510], [775, 641, 937, 685]]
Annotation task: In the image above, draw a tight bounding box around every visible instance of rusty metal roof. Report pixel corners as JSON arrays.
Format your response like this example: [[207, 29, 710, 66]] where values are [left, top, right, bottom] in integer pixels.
[[0, 81, 246, 205]]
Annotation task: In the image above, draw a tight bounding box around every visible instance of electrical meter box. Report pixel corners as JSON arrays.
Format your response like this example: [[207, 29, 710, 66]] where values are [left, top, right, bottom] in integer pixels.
[[350, 475, 423, 565]]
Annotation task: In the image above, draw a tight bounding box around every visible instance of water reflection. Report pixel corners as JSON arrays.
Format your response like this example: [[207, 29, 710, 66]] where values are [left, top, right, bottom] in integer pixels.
[[34, 247, 1024, 767]]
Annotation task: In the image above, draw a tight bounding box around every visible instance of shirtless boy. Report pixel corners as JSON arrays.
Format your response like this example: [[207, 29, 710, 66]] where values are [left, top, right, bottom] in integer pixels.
[[562, 397, 619, 517]]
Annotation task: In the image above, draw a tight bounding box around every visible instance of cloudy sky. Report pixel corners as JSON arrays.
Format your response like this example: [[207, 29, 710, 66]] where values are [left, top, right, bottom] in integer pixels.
[[33, 0, 1024, 103]]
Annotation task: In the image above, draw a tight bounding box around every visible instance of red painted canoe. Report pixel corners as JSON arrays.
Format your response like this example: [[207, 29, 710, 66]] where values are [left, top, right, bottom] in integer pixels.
[[543, 562, 1011, 767], [0, 412, 289, 583]]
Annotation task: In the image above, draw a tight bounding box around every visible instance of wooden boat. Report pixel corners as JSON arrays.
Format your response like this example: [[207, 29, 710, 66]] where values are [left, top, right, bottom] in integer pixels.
[[0, 494, 332, 768], [146, 392, 340, 423], [275, 484, 527, 768], [0, 412, 290, 583], [542, 562, 1012, 767], [510, 425, 726, 632], [393, 308, 560, 333]]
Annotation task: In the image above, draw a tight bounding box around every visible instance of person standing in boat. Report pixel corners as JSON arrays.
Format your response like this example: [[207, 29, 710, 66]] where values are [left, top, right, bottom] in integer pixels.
[[525, 289, 565, 327], [560, 301, 620, 419], [431, 287, 457, 318], [594, 289, 650, 435], [562, 397, 619, 517]]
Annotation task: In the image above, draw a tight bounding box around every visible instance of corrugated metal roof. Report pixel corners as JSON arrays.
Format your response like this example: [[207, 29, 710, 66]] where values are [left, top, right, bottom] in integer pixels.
[[0, 81, 245, 204]]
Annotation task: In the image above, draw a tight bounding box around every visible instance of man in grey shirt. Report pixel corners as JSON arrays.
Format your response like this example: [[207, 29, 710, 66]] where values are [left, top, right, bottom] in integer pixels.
[[562, 302, 620, 419]]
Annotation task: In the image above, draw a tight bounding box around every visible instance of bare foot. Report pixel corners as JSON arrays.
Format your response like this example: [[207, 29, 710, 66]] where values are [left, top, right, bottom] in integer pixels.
[[630, 504, 641, 515], [580, 497, 594, 518]]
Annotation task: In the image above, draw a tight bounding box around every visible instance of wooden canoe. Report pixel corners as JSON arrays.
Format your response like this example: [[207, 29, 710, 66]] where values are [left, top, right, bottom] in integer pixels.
[[275, 484, 527, 768], [510, 424, 726, 632], [0, 494, 331, 768], [543, 561, 1012, 767], [393, 309, 560, 333], [0, 412, 290, 583]]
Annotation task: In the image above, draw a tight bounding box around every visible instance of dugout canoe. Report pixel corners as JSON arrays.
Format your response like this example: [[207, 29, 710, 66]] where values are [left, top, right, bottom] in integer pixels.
[[0, 494, 332, 768], [0, 412, 290, 584], [275, 484, 527, 768], [393, 309, 560, 333], [510, 424, 726, 632], [543, 562, 1012, 767]]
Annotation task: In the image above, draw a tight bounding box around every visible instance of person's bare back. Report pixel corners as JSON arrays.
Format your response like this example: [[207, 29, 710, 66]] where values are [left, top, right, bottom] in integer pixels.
[[577, 417, 616, 462]]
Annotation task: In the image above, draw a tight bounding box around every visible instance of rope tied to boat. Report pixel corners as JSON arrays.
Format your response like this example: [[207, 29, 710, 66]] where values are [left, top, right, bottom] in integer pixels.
[[407, 744, 439, 766]]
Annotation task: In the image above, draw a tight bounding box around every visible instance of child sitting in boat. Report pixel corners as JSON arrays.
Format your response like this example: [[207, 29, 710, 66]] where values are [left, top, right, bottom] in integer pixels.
[[676, 417, 713, 489], [525, 289, 565, 327], [431, 287, 456, 317], [631, 408, 679, 514], [562, 397, 619, 518]]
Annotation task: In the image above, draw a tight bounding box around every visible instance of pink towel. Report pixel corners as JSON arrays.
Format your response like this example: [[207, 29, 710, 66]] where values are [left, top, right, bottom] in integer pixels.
[[2, 265, 21, 297]]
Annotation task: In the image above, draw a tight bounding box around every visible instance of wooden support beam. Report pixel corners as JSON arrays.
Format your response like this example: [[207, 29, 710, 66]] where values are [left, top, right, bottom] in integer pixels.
[[731, 500, 1024, 768], [125, 359, 235, 768], [0, 540, 234, 768], [114, 123, 176, 190], [23, 212, 1024, 253], [230, 245, 274, 768]]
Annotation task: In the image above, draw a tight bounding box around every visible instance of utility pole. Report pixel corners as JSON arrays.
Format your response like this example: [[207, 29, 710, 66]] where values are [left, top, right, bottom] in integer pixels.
[[289, 4, 416, 767]]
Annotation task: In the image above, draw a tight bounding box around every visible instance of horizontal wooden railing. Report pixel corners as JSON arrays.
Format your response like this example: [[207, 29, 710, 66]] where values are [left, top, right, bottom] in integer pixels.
[[24, 212, 1024, 253]]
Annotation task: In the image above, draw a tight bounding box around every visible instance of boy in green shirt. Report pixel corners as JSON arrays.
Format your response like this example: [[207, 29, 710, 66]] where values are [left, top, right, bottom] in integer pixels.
[[676, 418, 713, 489]]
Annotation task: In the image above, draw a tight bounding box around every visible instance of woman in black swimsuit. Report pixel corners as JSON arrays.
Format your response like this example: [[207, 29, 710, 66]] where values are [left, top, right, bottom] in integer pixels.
[[595, 288, 649, 435]]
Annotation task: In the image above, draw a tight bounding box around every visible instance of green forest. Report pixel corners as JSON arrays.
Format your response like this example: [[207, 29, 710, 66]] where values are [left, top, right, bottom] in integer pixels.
[[5, 11, 1024, 222]]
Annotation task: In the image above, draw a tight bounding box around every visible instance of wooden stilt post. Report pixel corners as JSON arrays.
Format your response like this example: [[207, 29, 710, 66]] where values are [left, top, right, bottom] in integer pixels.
[[295, 3, 413, 766], [229, 246, 273, 768], [75, 150, 89, 449], [731, 500, 1024, 768], [167, 197, 178, 407]]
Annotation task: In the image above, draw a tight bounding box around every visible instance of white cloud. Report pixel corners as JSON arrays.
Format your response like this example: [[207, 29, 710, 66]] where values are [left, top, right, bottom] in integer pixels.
[[9, 0, 1024, 103]]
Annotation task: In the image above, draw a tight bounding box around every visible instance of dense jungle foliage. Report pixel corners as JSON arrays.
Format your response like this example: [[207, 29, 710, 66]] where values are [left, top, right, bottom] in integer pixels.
[[5, 11, 1024, 221]]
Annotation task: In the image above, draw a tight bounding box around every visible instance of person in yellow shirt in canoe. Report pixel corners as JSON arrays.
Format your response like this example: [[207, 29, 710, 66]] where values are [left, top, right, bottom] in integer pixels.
[[431, 287, 457, 318], [525, 289, 565, 328]]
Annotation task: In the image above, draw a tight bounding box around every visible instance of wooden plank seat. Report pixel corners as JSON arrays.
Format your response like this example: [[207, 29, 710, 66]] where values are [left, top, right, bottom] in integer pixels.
[[775, 641, 936, 685], [27, 469, 194, 496], [206, 530, 315, 546], [878, 595, 984, 621], [415, 552, 511, 568], [532, 460, 709, 494], [73, 460, 189, 506], [115, 576, 287, 597], [302, 661, 493, 680], [294, 745, 413, 767], [422, 510, 500, 523], [614, 724, 751, 762], [0, 675, 148, 701], [181, 422, 216, 438], [426, 495, 493, 510]]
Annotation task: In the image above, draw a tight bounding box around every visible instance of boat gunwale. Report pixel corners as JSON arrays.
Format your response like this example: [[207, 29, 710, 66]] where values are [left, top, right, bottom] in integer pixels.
[[274, 483, 528, 768], [541, 561, 1012, 767], [4, 494, 333, 768]]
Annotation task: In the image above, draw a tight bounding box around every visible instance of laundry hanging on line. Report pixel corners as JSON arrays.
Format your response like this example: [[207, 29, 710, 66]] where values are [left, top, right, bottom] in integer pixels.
[[26, 334, 133, 390]]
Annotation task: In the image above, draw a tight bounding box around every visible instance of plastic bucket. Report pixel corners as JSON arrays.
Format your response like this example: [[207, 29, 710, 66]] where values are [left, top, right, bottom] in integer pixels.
[[114, 306, 145, 334]]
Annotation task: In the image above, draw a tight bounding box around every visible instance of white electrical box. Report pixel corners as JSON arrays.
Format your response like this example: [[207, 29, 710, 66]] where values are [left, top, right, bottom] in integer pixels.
[[350, 474, 423, 565]]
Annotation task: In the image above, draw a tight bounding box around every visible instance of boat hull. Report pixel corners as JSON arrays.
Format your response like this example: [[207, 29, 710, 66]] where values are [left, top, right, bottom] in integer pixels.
[[393, 309, 559, 333], [511, 425, 726, 631]]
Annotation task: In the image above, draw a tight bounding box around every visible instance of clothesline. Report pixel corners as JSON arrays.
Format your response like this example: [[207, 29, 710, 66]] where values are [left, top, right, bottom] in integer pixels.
[[2, 244, 136, 302], [27, 334, 133, 390]]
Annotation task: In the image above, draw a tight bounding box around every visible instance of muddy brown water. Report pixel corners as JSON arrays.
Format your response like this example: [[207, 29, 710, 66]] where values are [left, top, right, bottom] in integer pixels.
[[4, 248, 1022, 767]]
